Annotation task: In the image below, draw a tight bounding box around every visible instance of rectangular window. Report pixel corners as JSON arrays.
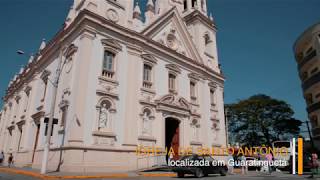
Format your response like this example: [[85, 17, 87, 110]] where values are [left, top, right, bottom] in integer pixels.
[[24, 90, 30, 112], [102, 51, 115, 78], [190, 81, 196, 98], [143, 64, 153, 89], [192, 0, 196, 7], [103, 51, 114, 72], [169, 74, 176, 91], [143, 64, 152, 82], [14, 99, 20, 119], [210, 89, 215, 106], [184, 0, 187, 10]]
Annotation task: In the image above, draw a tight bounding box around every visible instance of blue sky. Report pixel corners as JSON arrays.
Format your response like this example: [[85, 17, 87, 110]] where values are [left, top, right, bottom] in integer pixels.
[[1, 0, 320, 133]]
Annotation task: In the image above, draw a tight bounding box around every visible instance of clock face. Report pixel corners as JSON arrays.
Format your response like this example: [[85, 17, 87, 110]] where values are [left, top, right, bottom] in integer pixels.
[[107, 9, 119, 22]]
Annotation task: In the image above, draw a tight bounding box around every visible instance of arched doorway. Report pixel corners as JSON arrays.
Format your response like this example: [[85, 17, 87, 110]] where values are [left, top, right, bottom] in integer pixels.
[[165, 117, 180, 161]]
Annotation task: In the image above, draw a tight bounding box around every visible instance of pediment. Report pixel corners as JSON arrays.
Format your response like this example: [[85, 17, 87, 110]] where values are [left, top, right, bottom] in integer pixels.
[[101, 38, 122, 52], [166, 64, 181, 74], [141, 53, 157, 64], [156, 94, 191, 111], [142, 8, 202, 63]]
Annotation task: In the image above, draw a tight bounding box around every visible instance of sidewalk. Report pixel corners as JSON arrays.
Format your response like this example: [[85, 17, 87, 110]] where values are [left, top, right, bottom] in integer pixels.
[[0, 167, 176, 179]]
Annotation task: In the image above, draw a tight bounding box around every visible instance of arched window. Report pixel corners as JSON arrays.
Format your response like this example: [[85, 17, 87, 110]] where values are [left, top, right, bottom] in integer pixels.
[[98, 100, 112, 130]]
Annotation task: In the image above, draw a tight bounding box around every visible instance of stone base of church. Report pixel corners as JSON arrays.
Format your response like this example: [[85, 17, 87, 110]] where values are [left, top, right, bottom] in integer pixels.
[[11, 146, 166, 173]]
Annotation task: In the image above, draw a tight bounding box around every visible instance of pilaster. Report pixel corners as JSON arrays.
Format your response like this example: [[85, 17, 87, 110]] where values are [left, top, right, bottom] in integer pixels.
[[68, 29, 96, 146]]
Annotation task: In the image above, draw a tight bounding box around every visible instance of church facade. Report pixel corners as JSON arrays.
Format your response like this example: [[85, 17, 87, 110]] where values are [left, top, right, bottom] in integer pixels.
[[0, 0, 227, 172]]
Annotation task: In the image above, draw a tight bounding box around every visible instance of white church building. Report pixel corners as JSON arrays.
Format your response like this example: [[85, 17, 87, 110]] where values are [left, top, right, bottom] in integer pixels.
[[0, 0, 227, 172]]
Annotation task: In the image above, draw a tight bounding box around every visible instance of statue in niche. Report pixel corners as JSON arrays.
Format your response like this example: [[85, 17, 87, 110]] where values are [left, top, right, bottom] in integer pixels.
[[142, 110, 151, 135], [99, 103, 108, 129]]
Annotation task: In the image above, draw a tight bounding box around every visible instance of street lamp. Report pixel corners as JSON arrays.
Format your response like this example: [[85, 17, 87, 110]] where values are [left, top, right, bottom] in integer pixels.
[[40, 45, 67, 174], [17, 45, 66, 174], [17, 50, 25, 55]]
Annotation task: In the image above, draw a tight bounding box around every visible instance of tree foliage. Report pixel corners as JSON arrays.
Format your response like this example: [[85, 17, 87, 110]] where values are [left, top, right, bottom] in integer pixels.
[[226, 94, 302, 146]]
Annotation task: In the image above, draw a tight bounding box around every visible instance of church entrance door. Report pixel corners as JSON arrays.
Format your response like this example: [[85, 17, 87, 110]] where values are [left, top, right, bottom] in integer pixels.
[[165, 118, 180, 161]]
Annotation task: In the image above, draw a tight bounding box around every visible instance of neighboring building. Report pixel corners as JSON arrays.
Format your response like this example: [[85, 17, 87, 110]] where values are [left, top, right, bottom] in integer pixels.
[[294, 23, 320, 149], [0, 0, 226, 172]]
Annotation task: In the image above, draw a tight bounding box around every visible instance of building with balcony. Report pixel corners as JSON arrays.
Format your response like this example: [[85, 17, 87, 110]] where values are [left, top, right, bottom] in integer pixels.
[[0, 0, 226, 173], [294, 22, 320, 149]]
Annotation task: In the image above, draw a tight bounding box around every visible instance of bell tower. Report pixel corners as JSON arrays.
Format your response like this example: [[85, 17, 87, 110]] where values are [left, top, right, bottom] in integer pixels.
[[154, 0, 207, 16], [65, 0, 135, 29]]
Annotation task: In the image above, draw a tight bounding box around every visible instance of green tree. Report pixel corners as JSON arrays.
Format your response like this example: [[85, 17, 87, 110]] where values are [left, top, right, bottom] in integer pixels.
[[226, 94, 302, 146]]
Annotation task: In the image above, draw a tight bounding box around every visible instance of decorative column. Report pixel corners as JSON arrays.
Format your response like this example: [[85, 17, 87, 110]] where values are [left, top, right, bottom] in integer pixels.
[[68, 29, 96, 146]]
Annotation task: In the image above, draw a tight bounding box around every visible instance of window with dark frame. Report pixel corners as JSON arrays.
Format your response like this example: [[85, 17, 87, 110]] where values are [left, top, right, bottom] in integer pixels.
[[192, 0, 197, 7], [210, 89, 215, 106], [169, 73, 176, 91], [184, 0, 187, 10], [102, 51, 115, 78], [190, 81, 196, 99]]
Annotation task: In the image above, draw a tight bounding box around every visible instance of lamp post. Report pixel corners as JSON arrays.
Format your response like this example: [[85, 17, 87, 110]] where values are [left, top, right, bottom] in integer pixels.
[[18, 43, 66, 174], [40, 46, 65, 174]]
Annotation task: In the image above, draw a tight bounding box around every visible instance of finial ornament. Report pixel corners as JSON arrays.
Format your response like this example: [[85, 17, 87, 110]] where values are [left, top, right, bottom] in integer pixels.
[[39, 39, 46, 51], [134, 2, 141, 14], [28, 54, 34, 64], [209, 13, 214, 22], [19, 66, 24, 74], [146, 0, 155, 12], [133, 1, 142, 20], [147, 0, 154, 7]]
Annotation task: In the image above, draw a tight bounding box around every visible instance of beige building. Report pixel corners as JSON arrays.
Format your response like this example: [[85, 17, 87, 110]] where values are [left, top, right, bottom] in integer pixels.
[[0, 0, 226, 172], [294, 23, 320, 149]]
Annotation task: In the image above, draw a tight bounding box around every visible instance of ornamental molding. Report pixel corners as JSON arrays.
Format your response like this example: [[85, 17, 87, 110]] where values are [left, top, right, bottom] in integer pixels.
[[64, 44, 78, 59], [106, 9, 120, 23], [40, 69, 51, 81], [165, 64, 181, 74], [31, 111, 45, 125], [16, 119, 26, 127], [188, 73, 201, 81], [101, 38, 122, 53], [155, 94, 191, 115], [208, 81, 218, 89], [24, 85, 32, 93], [58, 100, 69, 109], [141, 53, 158, 65]]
